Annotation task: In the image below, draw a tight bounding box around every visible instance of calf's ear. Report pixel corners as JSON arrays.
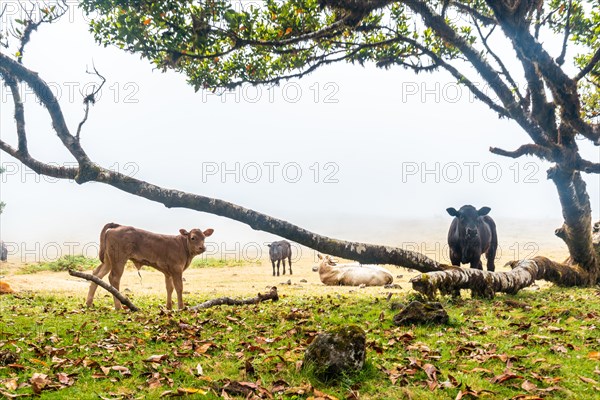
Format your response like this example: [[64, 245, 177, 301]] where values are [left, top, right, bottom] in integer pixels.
[[179, 229, 189, 236], [203, 228, 214, 237], [478, 207, 491, 216], [446, 207, 459, 217]]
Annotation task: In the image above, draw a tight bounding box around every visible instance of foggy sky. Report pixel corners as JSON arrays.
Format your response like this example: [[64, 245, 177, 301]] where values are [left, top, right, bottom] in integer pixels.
[[0, 3, 598, 263]]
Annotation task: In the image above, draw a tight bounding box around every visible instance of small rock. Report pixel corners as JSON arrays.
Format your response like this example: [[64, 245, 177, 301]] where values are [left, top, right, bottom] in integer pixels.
[[358, 284, 366, 289], [390, 302, 405, 311], [124, 288, 132, 292], [393, 301, 449, 326], [384, 284, 403, 289], [0, 349, 18, 365], [396, 275, 404, 279], [303, 325, 366, 380], [300, 279, 308, 283]]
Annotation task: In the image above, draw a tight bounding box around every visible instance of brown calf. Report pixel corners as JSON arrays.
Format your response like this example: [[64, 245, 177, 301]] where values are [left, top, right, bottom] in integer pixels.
[[86, 223, 214, 310]]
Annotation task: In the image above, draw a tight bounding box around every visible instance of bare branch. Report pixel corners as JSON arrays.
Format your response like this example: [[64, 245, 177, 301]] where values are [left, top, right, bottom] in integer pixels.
[[471, 18, 523, 104], [489, 144, 554, 161], [576, 159, 600, 174], [450, 1, 496, 26], [3, 74, 28, 154], [76, 64, 106, 140], [68, 270, 139, 311], [0, 51, 93, 170], [0, 139, 78, 180], [406, 0, 564, 151], [189, 287, 279, 311], [555, 0, 572, 66], [575, 46, 600, 82], [484, 1, 600, 145]]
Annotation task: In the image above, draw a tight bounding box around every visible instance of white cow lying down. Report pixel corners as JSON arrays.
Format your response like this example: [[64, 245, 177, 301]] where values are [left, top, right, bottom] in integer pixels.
[[312, 254, 393, 286]]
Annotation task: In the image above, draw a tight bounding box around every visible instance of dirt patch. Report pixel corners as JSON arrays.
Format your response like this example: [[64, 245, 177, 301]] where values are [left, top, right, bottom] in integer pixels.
[[0, 252, 560, 305], [0, 259, 419, 303]]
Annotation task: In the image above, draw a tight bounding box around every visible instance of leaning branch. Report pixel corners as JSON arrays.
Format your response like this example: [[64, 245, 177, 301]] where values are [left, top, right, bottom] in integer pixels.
[[68, 270, 139, 311], [188, 287, 279, 310], [0, 52, 448, 273]]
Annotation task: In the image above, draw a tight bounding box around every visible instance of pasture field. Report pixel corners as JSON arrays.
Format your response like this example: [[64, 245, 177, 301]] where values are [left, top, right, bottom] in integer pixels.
[[1, 258, 600, 399]]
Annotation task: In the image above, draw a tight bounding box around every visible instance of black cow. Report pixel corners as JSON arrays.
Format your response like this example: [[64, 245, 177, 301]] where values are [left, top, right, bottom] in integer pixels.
[[268, 240, 292, 276], [446, 205, 498, 271]]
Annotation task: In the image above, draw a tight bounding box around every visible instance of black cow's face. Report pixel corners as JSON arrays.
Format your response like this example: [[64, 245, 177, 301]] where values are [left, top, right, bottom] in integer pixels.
[[446, 205, 491, 239]]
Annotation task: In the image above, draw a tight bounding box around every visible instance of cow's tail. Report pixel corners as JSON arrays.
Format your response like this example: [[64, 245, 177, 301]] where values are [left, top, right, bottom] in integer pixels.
[[99, 223, 120, 262]]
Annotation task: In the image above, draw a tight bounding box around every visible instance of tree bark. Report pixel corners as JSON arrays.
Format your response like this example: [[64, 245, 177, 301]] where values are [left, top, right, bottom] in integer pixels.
[[68, 270, 139, 311], [188, 287, 279, 310], [550, 168, 599, 282], [411, 225, 600, 299]]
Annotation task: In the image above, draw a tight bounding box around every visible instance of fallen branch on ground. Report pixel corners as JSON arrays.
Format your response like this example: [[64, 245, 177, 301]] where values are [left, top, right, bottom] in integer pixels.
[[189, 287, 279, 310], [410, 256, 588, 299], [68, 269, 139, 311]]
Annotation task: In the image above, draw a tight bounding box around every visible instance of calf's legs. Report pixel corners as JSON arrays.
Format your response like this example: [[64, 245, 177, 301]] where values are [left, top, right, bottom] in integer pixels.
[[172, 272, 184, 310], [86, 262, 111, 307], [164, 274, 174, 310], [108, 261, 126, 310]]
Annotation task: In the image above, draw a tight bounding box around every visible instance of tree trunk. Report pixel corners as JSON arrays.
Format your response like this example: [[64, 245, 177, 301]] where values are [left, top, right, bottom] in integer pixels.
[[550, 168, 600, 282]]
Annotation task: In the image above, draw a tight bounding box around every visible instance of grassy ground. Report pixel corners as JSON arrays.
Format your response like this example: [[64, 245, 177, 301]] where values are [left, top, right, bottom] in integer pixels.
[[1, 285, 600, 399]]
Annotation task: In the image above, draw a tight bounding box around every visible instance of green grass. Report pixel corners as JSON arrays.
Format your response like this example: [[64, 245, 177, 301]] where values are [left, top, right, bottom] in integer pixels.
[[190, 257, 261, 268], [18, 255, 99, 274], [1, 287, 600, 399]]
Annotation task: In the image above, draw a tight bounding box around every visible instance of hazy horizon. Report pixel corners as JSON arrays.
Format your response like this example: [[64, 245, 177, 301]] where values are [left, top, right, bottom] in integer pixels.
[[0, 3, 597, 265]]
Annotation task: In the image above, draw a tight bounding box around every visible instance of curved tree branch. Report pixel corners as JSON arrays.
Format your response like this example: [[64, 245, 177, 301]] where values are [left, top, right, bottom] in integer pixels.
[[0, 53, 92, 170], [0, 49, 448, 273], [411, 256, 592, 299]]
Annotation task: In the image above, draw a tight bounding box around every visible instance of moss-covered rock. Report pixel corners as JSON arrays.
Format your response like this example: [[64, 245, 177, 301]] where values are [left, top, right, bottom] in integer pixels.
[[303, 325, 366, 380], [393, 301, 449, 326]]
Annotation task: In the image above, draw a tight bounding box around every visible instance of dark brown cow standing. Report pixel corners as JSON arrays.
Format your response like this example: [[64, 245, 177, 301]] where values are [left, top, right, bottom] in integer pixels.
[[86, 223, 214, 310], [447, 205, 498, 271], [268, 240, 292, 276]]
